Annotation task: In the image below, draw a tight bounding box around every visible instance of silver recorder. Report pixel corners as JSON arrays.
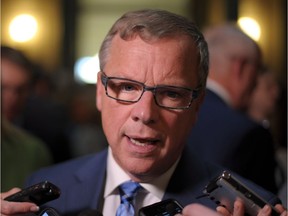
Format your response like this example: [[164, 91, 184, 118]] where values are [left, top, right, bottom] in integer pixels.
[[204, 171, 280, 216]]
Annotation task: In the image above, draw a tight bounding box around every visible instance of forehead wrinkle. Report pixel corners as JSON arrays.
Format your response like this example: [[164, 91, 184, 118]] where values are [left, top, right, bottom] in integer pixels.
[[148, 38, 194, 85], [107, 35, 197, 87]]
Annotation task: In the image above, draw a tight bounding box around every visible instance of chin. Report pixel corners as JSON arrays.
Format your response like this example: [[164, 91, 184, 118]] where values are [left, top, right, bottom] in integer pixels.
[[123, 158, 160, 181]]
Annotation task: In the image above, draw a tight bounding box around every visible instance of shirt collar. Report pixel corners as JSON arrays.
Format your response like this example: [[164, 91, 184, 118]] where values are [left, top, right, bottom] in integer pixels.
[[104, 147, 180, 200], [206, 79, 232, 106]]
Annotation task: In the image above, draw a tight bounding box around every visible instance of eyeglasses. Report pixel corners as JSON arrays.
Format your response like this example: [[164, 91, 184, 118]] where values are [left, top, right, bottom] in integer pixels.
[[100, 72, 200, 110]]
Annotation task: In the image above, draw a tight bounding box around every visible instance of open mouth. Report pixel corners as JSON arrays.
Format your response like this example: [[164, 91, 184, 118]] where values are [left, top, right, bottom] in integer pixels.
[[129, 137, 159, 147]]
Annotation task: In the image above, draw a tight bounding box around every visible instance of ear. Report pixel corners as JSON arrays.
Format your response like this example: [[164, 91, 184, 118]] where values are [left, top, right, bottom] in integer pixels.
[[96, 72, 103, 111], [233, 57, 249, 81]]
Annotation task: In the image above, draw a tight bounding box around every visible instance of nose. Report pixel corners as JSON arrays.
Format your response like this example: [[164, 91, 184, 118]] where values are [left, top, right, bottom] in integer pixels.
[[130, 91, 159, 124]]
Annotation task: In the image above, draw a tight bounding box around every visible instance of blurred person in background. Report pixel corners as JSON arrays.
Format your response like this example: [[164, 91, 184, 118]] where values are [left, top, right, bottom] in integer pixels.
[[248, 65, 280, 129], [1, 118, 53, 191], [186, 24, 279, 194], [247, 65, 286, 206], [1, 45, 71, 163]]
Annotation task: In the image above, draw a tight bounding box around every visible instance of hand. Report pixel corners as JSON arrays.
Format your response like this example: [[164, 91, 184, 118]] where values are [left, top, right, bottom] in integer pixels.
[[272, 204, 287, 216], [216, 200, 287, 216], [175, 203, 222, 216], [1, 188, 39, 216], [176, 201, 287, 216]]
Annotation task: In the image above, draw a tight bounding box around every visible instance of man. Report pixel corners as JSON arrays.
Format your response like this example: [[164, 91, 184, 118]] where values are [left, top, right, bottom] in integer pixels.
[[1, 46, 53, 191], [1, 46, 71, 163], [1, 10, 285, 216], [186, 24, 278, 193], [1, 46, 32, 123], [248, 65, 280, 129]]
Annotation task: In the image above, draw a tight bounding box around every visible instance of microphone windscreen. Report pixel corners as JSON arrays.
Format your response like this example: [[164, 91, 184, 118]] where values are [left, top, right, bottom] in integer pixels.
[[78, 210, 103, 216]]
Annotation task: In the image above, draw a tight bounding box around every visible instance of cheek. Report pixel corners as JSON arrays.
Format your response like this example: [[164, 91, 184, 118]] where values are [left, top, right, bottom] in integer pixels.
[[101, 110, 118, 150], [101, 102, 129, 144], [101, 105, 119, 135]]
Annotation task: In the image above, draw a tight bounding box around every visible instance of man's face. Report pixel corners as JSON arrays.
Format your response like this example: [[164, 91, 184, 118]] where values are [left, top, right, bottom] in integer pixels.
[[250, 72, 279, 115], [97, 35, 203, 181], [237, 62, 259, 110], [1, 59, 31, 121]]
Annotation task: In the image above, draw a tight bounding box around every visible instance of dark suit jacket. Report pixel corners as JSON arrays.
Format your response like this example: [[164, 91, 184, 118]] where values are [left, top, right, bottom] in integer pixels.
[[26, 147, 280, 216], [187, 89, 278, 193]]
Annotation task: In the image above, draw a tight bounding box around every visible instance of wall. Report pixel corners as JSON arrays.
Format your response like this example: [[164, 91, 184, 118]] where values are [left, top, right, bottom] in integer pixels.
[[1, 0, 63, 72]]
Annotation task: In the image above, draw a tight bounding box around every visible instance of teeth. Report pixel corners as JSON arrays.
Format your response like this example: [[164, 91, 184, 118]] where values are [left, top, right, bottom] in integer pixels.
[[130, 138, 153, 146]]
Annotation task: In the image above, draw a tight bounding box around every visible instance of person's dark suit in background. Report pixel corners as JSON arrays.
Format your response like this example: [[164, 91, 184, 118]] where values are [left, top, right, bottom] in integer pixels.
[[247, 65, 286, 205], [187, 24, 278, 194]]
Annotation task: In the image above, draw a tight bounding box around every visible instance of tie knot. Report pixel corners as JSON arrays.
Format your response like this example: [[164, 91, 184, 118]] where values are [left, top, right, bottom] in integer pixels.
[[119, 181, 141, 203]]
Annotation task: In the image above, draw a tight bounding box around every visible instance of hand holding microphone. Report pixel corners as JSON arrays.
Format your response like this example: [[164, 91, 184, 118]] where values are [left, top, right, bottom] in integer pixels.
[[2, 181, 103, 216]]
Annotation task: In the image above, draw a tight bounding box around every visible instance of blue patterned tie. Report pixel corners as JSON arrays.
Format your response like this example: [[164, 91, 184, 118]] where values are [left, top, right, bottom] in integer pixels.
[[116, 181, 141, 216]]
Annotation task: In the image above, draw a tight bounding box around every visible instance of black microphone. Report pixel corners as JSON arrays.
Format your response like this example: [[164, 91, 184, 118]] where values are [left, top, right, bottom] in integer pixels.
[[78, 210, 103, 216]]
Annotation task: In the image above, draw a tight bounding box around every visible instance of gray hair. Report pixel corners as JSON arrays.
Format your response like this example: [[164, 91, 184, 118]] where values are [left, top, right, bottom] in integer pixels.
[[203, 23, 261, 72], [99, 9, 209, 91]]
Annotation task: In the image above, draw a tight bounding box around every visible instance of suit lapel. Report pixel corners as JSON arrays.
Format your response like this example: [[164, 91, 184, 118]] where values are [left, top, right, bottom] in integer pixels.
[[163, 147, 223, 207], [69, 150, 108, 211]]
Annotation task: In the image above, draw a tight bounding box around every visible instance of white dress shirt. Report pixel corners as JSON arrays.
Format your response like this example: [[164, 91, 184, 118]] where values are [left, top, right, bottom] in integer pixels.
[[102, 147, 180, 216], [206, 79, 232, 107]]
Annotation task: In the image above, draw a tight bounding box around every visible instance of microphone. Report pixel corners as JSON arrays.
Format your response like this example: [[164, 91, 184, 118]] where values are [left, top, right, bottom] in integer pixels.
[[78, 210, 103, 216]]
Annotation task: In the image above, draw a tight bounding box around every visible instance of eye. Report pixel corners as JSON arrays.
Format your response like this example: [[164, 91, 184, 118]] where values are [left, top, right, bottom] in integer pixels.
[[157, 88, 188, 100], [122, 83, 135, 91], [165, 90, 182, 99], [118, 82, 139, 92], [108, 79, 142, 94]]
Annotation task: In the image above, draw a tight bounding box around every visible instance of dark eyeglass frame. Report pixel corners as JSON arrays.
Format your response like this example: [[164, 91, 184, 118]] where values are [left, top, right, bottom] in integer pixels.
[[100, 72, 200, 110]]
